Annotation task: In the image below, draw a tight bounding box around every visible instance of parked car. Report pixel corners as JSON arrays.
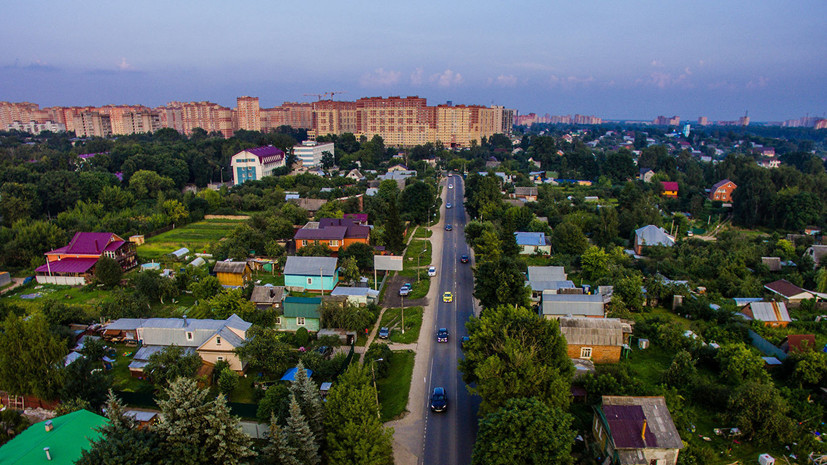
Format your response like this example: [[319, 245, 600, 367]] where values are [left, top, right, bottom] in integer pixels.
[[428, 266, 437, 277], [445, 224, 453, 231], [378, 327, 389, 339], [437, 328, 449, 343], [430, 387, 447, 412], [460, 254, 469, 263], [442, 292, 453, 302], [399, 285, 411, 296]]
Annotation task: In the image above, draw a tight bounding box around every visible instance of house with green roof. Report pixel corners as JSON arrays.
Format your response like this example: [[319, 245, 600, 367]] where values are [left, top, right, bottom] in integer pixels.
[[0, 409, 107, 465], [277, 296, 322, 332]]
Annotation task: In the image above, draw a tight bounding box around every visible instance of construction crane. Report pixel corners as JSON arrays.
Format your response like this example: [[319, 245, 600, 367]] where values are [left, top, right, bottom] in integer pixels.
[[303, 91, 348, 101], [303, 93, 324, 101]]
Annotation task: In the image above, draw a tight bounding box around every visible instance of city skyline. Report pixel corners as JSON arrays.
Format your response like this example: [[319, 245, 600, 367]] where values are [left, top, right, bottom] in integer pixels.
[[1, 1, 825, 121]]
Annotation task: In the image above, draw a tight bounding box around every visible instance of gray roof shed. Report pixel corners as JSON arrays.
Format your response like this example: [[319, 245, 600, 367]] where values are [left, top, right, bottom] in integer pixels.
[[284, 256, 338, 277]]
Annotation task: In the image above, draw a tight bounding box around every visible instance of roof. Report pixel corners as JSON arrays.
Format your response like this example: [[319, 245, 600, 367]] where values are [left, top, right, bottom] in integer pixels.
[[745, 301, 791, 323], [514, 186, 538, 196], [106, 314, 251, 348], [528, 280, 575, 293], [46, 232, 121, 256], [764, 279, 811, 299], [250, 285, 285, 304], [634, 225, 675, 248], [514, 231, 547, 246], [542, 293, 605, 317], [283, 256, 338, 276], [295, 226, 347, 241], [238, 146, 285, 165], [318, 218, 370, 239], [170, 247, 189, 258], [639, 167, 654, 175], [330, 286, 379, 298], [527, 266, 567, 282], [35, 257, 98, 274], [281, 367, 314, 381], [761, 256, 782, 271], [283, 296, 322, 319], [711, 179, 736, 190], [102, 318, 144, 331], [289, 198, 328, 211], [600, 396, 683, 451], [558, 317, 631, 346], [0, 409, 107, 465], [782, 334, 816, 353], [661, 181, 679, 191], [213, 261, 250, 274], [124, 410, 158, 423]]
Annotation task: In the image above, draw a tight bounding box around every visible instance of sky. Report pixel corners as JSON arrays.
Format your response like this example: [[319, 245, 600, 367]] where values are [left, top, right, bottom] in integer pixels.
[[1, 0, 825, 121]]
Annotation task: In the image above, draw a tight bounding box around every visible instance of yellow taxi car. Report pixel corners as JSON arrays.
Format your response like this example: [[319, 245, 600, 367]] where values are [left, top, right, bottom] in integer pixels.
[[442, 292, 453, 302]]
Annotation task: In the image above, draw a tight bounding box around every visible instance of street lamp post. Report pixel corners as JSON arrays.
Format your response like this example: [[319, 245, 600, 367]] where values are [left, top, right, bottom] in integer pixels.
[[371, 358, 384, 419], [220, 166, 225, 184], [401, 294, 405, 335]]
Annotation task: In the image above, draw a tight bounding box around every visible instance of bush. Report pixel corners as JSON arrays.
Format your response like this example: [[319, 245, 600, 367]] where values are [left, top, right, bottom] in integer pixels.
[[295, 327, 310, 347], [217, 369, 239, 396], [364, 343, 393, 378]]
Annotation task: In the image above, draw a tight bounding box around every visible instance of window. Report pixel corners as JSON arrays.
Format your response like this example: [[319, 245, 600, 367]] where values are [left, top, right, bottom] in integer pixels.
[[186, 332, 193, 341], [329, 240, 339, 247], [301, 240, 307, 247], [217, 356, 224, 361], [276, 317, 281, 325], [580, 347, 592, 359], [307, 277, 313, 285], [297, 317, 306, 326], [216, 336, 221, 345]]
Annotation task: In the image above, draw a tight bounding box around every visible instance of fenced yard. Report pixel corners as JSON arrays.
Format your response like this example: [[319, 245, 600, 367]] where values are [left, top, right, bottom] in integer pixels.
[[136, 219, 244, 261]]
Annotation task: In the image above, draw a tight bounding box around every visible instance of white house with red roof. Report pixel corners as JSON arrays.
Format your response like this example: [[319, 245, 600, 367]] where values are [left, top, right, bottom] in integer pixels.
[[35, 232, 137, 285], [230, 145, 286, 185]]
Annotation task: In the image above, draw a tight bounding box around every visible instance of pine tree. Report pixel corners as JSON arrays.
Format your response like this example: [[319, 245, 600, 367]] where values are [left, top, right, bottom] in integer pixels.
[[260, 414, 300, 465], [156, 377, 255, 465], [289, 361, 325, 443], [286, 394, 321, 465]]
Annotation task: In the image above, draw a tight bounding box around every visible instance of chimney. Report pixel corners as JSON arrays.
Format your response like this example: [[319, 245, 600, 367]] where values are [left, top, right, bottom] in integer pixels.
[[183, 315, 188, 326], [641, 419, 647, 443], [44, 447, 52, 461], [44, 420, 54, 432]]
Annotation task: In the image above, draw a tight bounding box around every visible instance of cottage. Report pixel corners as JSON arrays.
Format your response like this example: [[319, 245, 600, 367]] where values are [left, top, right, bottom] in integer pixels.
[[511, 186, 539, 202], [213, 261, 252, 287], [541, 293, 606, 319], [0, 410, 107, 465], [250, 285, 285, 310], [639, 168, 655, 183], [329, 286, 379, 306], [764, 279, 816, 305], [558, 317, 632, 364], [660, 181, 679, 198], [35, 232, 138, 285], [107, 314, 252, 375], [709, 179, 737, 202], [514, 232, 551, 255], [345, 169, 365, 181], [278, 296, 322, 332], [634, 225, 675, 255], [593, 396, 684, 465], [805, 245, 827, 267], [283, 256, 339, 292], [739, 301, 792, 327]]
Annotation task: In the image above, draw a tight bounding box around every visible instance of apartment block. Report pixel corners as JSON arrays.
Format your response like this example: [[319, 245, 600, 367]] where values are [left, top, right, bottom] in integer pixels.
[[236, 96, 261, 131], [121, 112, 161, 134], [653, 115, 680, 126], [73, 112, 112, 138]]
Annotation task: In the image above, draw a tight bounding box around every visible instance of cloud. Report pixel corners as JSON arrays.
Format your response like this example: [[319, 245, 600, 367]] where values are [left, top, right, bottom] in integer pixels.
[[548, 74, 596, 88], [430, 69, 463, 87], [410, 67, 424, 86], [638, 71, 692, 89], [708, 80, 736, 90], [2, 59, 59, 72], [650, 60, 664, 67], [359, 68, 401, 87], [746, 76, 769, 89], [494, 74, 518, 87], [118, 58, 133, 71]]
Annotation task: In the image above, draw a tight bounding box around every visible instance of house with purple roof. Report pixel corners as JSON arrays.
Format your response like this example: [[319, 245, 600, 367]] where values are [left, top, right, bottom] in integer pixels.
[[593, 396, 683, 465], [35, 232, 137, 285], [230, 145, 286, 185], [294, 217, 370, 253]]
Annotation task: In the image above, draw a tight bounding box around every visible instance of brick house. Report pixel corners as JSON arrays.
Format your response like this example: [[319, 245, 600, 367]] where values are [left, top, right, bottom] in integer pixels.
[[558, 317, 632, 364], [709, 179, 737, 202], [593, 396, 684, 465]]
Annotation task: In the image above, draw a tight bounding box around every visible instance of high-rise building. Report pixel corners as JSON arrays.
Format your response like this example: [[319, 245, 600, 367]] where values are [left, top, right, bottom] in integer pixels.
[[698, 116, 709, 126], [236, 96, 261, 131], [654, 115, 680, 126], [179, 101, 233, 137], [294, 140, 335, 168], [73, 112, 112, 138], [121, 112, 161, 134]]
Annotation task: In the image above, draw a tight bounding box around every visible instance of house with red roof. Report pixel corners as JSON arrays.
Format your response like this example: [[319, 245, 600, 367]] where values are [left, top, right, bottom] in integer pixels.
[[709, 179, 737, 202], [230, 145, 286, 185], [660, 181, 678, 198], [35, 232, 137, 285]]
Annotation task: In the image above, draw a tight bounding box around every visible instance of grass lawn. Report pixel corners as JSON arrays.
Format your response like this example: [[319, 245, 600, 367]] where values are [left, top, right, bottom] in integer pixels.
[[254, 273, 285, 286], [414, 228, 433, 239], [1, 282, 117, 313], [376, 350, 415, 421], [136, 219, 243, 261], [109, 343, 154, 393], [403, 240, 432, 270], [404, 225, 417, 243], [228, 375, 257, 404], [378, 307, 423, 344]]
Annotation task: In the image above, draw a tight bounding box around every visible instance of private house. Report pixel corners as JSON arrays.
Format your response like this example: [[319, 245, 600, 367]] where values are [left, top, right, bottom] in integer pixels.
[[511, 186, 539, 202], [761, 256, 782, 272], [764, 279, 816, 305], [526, 266, 572, 301], [739, 301, 792, 327], [124, 410, 159, 429], [250, 285, 285, 310], [0, 410, 107, 465], [709, 179, 737, 202], [387, 164, 409, 172], [376, 170, 416, 190], [288, 197, 328, 215], [345, 169, 365, 181], [541, 293, 606, 319], [104, 314, 252, 374], [639, 168, 655, 183], [213, 261, 252, 288], [231, 146, 285, 185], [514, 232, 551, 255], [329, 286, 379, 306], [660, 181, 679, 198], [805, 245, 827, 267], [35, 232, 137, 285], [294, 217, 371, 253], [593, 396, 684, 465], [634, 225, 675, 255], [559, 317, 632, 364], [284, 256, 339, 292], [277, 296, 322, 332], [344, 213, 369, 225]]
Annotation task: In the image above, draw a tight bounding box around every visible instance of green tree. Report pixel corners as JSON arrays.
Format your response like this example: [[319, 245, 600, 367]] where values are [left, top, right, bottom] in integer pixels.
[[400, 180, 437, 224], [144, 345, 203, 387], [339, 242, 375, 270], [580, 246, 609, 282], [162, 199, 189, 224], [60, 356, 111, 408], [257, 383, 291, 423], [663, 350, 697, 388], [321, 151, 335, 170], [340, 256, 361, 284], [297, 243, 334, 257], [614, 273, 645, 311], [156, 378, 255, 465], [0, 409, 29, 446], [217, 368, 239, 396], [285, 394, 321, 465], [473, 257, 530, 309], [460, 305, 574, 414], [288, 361, 325, 445], [593, 207, 619, 247], [717, 343, 770, 384], [472, 397, 574, 465], [128, 169, 175, 199], [382, 197, 406, 255], [189, 275, 223, 301], [261, 417, 300, 465], [94, 256, 123, 288], [726, 381, 793, 443], [790, 349, 827, 386], [197, 287, 256, 320], [0, 312, 66, 399], [552, 222, 588, 255], [323, 364, 394, 465], [235, 326, 296, 378]]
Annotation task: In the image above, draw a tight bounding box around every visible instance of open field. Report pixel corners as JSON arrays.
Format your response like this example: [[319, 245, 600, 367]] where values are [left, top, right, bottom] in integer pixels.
[[136, 219, 244, 261], [377, 350, 415, 421], [403, 239, 432, 270]]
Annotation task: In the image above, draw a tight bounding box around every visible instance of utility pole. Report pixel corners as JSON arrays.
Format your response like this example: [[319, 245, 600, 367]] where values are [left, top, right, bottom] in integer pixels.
[[320, 267, 324, 296], [401, 294, 405, 334]]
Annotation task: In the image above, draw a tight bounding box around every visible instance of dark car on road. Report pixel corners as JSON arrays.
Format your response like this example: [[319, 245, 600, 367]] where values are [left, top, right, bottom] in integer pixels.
[[378, 327, 389, 339], [445, 224, 453, 231], [460, 254, 469, 263], [437, 328, 449, 343], [430, 387, 447, 413]]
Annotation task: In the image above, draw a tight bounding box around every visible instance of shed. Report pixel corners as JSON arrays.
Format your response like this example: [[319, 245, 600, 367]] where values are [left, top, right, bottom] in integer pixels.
[[188, 257, 206, 267], [213, 261, 252, 287], [250, 285, 285, 309], [739, 301, 791, 327], [558, 317, 632, 363]]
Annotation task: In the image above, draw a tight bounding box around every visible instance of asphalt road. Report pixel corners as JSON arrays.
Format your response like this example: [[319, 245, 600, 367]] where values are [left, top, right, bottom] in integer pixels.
[[421, 176, 480, 465]]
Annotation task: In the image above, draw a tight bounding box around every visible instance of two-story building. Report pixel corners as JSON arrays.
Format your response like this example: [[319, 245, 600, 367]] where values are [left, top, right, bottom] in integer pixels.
[[277, 296, 322, 332], [708, 179, 737, 202], [294, 218, 370, 253], [35, 232, 137, 285], [293, 140, 334, 168]]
